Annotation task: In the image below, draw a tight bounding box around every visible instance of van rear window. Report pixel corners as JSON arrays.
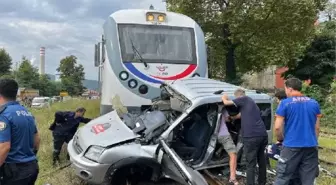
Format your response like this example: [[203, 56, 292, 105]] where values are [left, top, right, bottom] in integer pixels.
[[257, 103, 272, 130]]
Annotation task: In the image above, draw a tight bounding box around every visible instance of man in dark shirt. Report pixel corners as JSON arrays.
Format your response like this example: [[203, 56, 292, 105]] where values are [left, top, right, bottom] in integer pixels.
[[222, 89, 268, 185], [49, 107, 92, 166]]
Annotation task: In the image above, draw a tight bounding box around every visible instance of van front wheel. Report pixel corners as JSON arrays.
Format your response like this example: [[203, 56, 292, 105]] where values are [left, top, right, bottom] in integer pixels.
[[108, 165, 182, 185]]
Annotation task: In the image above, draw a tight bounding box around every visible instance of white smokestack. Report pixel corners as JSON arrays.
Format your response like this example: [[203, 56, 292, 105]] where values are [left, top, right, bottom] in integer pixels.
[[39, 47, 45, 75]]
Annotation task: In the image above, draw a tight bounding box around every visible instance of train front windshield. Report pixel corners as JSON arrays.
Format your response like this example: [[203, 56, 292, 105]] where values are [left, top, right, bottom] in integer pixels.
[[118, 24, 197, 64]]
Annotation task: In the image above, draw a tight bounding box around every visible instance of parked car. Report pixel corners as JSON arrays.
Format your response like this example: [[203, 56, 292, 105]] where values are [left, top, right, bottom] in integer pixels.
[[67, 77, 274, 185], [52, 96, 61, 103], [31, 97, 51, 108]]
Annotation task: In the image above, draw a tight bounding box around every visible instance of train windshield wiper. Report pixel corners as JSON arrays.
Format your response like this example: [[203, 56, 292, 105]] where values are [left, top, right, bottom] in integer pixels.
[[129, 38, 148, 68]]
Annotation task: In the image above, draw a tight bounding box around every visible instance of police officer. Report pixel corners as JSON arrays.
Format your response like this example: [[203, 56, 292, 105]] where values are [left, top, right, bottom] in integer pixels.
[[49, 107, 91, 166], [0, 78, 40, 185]]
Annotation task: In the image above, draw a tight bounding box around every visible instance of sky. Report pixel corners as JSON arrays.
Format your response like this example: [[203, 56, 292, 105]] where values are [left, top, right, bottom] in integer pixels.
[[0, 0, 166, 80]]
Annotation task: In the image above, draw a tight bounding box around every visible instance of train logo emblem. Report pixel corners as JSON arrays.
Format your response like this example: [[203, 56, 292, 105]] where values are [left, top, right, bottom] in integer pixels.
[[156, 66, 168, 72]]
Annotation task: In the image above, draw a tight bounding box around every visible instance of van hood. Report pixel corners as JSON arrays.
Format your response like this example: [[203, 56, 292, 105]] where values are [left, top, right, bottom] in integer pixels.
[[76, 111, 139, 148]]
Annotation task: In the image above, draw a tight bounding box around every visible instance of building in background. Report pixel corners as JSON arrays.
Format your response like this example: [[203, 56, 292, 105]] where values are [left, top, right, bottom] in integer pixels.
[[242, 65, 289, 91]]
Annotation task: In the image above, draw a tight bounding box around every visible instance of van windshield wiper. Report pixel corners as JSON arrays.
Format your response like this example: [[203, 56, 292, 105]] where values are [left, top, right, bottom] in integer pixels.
[[129, 38, 148, 68]]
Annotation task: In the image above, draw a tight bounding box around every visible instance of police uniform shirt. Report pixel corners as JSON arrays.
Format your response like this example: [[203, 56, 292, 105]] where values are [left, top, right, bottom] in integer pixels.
[[0, 101, 37, 163]]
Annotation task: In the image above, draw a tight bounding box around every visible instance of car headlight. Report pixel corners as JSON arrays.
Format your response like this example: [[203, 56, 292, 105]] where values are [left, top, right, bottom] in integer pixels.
[[84, 145, 105, 162]]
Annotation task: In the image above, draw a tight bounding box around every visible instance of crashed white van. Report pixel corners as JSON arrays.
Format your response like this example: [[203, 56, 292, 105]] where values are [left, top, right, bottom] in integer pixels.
[[67, 77, 274, 185]]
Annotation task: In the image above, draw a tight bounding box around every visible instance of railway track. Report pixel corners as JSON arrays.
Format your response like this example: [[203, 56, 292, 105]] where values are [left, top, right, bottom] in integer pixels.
[[319, 146, 336, 152], [202, 170, 225, 185], [320, 131, 336, 138], [318, 146, 336, 166]]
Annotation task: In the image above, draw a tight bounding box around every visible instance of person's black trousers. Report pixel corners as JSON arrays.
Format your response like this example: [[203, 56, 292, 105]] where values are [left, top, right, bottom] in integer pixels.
[[243, 136, 268, 185], [1, 160, 38, 185], [52, 132, 74, 164], [274, 147, 318, 185]]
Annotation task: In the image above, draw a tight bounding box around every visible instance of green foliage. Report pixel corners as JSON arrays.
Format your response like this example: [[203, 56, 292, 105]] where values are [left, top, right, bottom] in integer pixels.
[[167, 0, 325, 83], [36, 75, 61, 97], [321, 102, 336, 128], [16, 56, 61, 97], [301, 83, 325, 104], [0, 48, 12, 76], [57, 55, 86, 96], [284, 21, 336, 88], [16, 56, 40, 89], [53, 81, 64, 93], [32, 99, 100, 185], [330, 79, 336, 93], [0, 74, 15, 80]]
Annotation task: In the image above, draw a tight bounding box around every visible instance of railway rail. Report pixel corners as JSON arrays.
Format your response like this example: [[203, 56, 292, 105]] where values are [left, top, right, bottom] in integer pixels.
[[320, 130, 336, 138], [319, 146, 336, 153]]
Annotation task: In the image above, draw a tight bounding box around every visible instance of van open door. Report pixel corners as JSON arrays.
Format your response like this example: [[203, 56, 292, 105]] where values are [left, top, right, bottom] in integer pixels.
[[157, 139, 208, 185]]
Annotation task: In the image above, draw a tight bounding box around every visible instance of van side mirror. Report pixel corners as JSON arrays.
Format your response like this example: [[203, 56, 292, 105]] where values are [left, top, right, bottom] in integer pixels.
[[94, 43, 101, 67]]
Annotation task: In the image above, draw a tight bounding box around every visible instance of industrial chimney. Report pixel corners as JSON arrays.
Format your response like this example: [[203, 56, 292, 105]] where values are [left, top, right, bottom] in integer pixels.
[[39, 47, 45, 75]]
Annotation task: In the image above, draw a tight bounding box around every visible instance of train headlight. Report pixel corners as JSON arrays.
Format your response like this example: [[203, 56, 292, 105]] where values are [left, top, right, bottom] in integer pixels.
[[139, 85, 148, 94], [158, 15, 165, 22], [119, 71, 129, 81], [146, 14, 155, 21], [128, 79, 138, 89]]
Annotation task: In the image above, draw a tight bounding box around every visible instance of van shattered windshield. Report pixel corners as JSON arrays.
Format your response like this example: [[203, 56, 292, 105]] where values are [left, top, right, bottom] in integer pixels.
[[118, 24, 197, 64]]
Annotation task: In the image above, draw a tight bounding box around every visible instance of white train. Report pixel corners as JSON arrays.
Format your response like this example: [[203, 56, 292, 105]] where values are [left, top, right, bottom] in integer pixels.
[[95, 8, 208, 115]]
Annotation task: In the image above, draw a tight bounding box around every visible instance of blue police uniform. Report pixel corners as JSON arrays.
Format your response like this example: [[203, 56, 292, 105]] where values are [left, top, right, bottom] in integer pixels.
[[49, 111, 91, 165], [0, 101, 39, 185], [274, 95, 321, 185]]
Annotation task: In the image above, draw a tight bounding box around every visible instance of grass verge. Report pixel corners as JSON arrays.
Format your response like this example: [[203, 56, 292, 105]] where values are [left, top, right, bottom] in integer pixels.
[[32, 99, 100, 185]]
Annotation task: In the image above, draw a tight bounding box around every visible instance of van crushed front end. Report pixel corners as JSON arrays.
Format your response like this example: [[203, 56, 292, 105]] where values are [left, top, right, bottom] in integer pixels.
[[67, 108, 173, 185], [67, 110, 139, 184]]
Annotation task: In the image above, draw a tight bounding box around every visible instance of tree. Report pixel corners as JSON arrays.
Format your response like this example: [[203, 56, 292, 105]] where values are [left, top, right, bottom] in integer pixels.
[[167, 0, 327, 83], [53, 81, 64, 95], [0, 48, 12, 76], [36, 75, 56, 96], [57, 55, 86, 96], [284, 20, 336, 85], [16, 56, 40, 88], [283, 21, 336, 88]]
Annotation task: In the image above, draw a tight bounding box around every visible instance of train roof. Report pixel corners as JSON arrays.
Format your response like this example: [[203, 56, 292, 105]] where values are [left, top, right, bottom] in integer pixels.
[[107, 9, 197, 26]]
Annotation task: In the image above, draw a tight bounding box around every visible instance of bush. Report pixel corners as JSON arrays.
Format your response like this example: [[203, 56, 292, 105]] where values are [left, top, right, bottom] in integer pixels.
[[321, 102, 336, 128], [301, 83, 325, 104], [331, 79, 336, 93]]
